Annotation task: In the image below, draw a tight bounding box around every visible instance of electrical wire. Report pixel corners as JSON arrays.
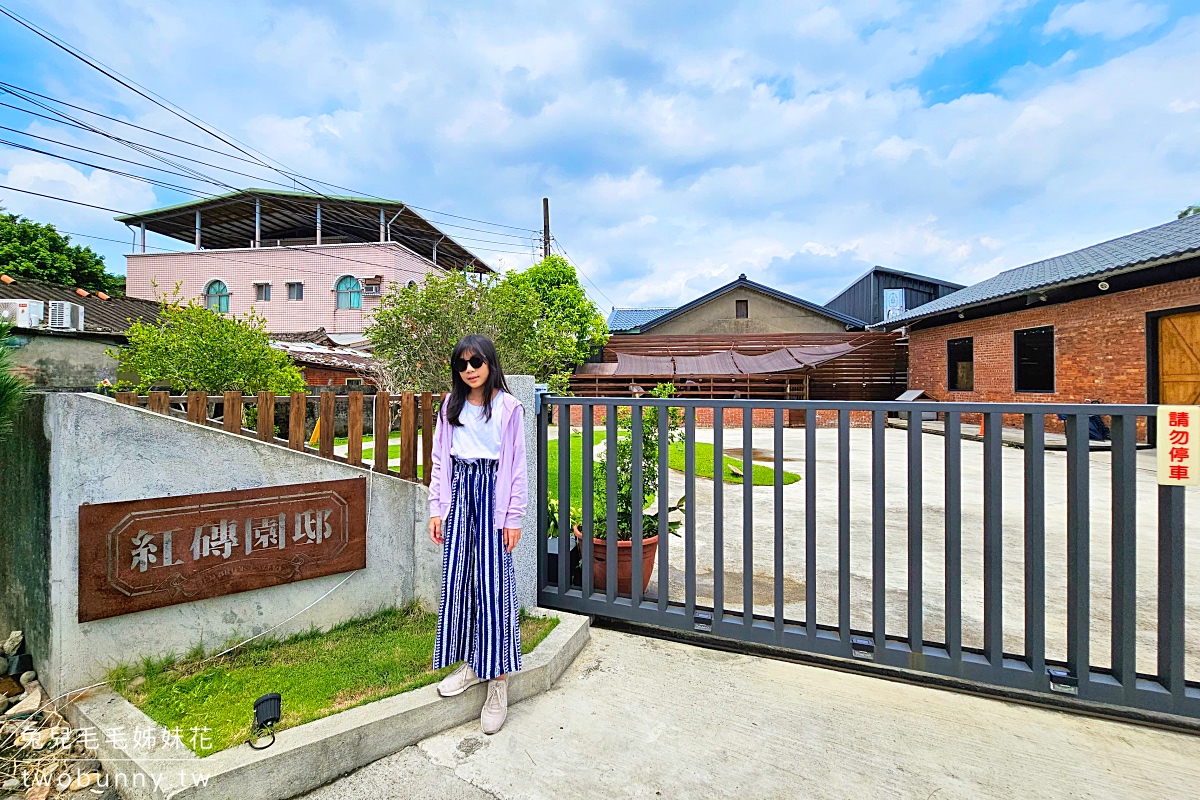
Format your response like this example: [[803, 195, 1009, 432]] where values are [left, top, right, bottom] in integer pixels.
[[551, 235, 616, 308]]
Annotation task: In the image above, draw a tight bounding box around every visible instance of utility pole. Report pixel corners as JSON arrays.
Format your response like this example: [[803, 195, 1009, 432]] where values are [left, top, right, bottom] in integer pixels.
[[542, 197, 550, 259]]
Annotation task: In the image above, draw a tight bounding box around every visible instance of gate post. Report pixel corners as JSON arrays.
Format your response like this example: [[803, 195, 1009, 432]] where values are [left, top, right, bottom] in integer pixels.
[[507, 375, 540, 613]]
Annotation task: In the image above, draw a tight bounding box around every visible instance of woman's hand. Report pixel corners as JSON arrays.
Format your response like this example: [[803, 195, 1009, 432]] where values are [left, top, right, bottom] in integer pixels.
[[502, 527, 521, 553], [430, 516, 443, 546]]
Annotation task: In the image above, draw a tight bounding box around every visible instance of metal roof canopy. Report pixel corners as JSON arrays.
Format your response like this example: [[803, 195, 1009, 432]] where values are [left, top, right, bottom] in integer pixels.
[[115, 188, 490, 273]]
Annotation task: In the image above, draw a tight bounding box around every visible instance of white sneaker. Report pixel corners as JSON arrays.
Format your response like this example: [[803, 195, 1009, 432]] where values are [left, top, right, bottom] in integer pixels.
[[437, 663, 482, 697], [480, 679, 508, 735]]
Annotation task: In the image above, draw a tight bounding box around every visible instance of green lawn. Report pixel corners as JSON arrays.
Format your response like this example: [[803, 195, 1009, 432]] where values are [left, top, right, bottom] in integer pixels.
[[109, 605, 557, 755], [547, 431, 799, 503], [361, 443, 425, 480]]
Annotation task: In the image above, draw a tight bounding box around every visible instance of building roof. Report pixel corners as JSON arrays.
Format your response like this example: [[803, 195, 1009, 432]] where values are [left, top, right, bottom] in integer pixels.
[[879, 214, 1200, 327], [270, 339, 376, 373], [0, 274, 159, 335], [635, 273, 865, 332], [825, 265, 964, 307], [607, 307, 674, 332], [115, 188, 491, 273]]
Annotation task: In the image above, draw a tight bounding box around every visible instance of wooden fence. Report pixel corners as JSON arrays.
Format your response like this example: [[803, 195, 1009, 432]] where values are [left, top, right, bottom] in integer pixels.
[[112, 390, 438, 485]]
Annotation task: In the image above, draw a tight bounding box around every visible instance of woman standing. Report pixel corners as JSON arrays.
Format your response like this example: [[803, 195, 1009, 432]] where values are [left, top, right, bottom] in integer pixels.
[[428, 334, 526, 734]]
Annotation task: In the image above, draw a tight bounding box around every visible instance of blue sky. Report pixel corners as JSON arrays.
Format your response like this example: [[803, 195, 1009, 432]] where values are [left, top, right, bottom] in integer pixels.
[[1, 0, 1198, 312]]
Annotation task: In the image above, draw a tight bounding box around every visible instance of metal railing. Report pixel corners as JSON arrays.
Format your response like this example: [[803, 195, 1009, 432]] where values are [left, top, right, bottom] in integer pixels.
[[536, 396, 1197, 725]]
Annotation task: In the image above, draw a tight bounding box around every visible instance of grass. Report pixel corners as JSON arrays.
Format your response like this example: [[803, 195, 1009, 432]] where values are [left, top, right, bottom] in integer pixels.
[[546, 430, 800, 502], [108, 604, 557, 756], [361, 445, 425, 479]]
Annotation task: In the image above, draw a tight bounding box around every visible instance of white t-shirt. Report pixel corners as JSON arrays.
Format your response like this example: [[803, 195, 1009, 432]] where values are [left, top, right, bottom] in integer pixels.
[[450, 393, 503, 459]]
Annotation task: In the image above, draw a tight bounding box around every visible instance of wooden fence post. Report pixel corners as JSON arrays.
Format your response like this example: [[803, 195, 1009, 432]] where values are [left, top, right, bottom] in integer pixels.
[[115, 392, 136, 406], [186, 391, 207, 424], [373, 391, 391, 474], [347, 392, 364, 467], [148, 391, 170, 415], [400, 391, 417, 481], [223, 391, 242, 433], [289, 392, 307, 450], [257, 392, 275, 441], [421, 391, 433, 486], [319, 391, 335, 458]]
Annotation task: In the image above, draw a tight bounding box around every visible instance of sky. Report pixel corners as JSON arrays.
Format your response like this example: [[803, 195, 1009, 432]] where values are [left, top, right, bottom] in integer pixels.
[[0, 0, 1198, 313]]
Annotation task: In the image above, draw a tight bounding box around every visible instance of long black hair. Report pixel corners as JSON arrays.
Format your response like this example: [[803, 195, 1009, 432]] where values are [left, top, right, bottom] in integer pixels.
[[446, 334, 509, 426]]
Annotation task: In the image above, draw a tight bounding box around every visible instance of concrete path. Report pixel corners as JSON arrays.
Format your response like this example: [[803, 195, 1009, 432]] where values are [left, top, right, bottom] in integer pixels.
[[644, 426, 1200, 676], [299, 627, 1200, 799]]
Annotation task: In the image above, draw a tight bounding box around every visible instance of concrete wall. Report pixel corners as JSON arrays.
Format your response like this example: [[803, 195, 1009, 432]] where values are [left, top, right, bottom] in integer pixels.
[[5, 332, 122, 390], [647, 286, 847, 335], [37, 392, 438, 698], [0, 394, 53, 676]]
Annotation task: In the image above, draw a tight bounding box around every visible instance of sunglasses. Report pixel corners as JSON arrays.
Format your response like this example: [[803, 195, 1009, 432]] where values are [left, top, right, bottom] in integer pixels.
[[453, 354, 486, 372]]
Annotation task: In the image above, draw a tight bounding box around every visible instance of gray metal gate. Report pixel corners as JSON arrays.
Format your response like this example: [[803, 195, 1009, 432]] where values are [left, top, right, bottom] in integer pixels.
[[535, 396, 1198, 725]]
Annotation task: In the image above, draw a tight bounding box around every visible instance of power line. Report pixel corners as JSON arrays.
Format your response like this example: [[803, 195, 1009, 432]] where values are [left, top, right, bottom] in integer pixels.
[[0, 88, 539, 248], [550, 235, 615, 308]]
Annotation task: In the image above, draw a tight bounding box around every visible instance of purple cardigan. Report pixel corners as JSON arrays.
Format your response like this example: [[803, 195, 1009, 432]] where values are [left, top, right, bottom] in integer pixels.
[[427, 390, 528, 530]]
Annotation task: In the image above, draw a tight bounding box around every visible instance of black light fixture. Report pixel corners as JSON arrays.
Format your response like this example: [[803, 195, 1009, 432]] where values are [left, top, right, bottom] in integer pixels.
[[247, 692, 282, 750]]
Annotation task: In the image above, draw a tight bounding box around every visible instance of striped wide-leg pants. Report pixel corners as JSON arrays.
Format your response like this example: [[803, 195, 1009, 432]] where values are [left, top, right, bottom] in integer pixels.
[[432, 457, 522, 680]]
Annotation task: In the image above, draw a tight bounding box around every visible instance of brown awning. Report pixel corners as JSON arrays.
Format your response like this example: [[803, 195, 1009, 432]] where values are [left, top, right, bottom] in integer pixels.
[[787, 343, 859, 367], [576, 362, 618, 375], [731, 348, 804, 374], [674, 351, 739, 375], [614, 352, 674, 375]]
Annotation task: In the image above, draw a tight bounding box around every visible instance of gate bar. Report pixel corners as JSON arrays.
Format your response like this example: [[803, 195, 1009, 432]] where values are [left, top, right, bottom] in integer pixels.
[[713, 405, 725, 626], [1110, 413, 1137, 696], [743, 406, 754, 626], [872, 410, 886, 655], [983, 411, 1003, 668], [1024, 412, 1047, 678], [944, 410, 962, 662], [838, 409, 850, 648], [1065, 413, 1090, 684], [908, 409, 923, 654]]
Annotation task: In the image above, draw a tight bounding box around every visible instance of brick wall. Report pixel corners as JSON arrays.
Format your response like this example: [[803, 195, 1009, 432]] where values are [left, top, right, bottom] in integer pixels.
[[908, 276, 1200, 433], [301, 366, 367, 386]]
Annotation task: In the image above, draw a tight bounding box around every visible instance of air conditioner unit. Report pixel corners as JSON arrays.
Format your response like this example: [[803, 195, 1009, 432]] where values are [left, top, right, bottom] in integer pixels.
[[363, 283, 381, 296], [47, 300, 85, 331], [0, 299, 45, 329]]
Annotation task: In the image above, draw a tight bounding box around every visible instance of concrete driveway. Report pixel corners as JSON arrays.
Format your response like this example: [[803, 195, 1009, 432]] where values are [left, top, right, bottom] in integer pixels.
[[625, 426, 1200, 677]]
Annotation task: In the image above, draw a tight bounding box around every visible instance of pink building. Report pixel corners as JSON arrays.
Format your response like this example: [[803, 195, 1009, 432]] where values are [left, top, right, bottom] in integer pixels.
[[121, 189, 489, 336]]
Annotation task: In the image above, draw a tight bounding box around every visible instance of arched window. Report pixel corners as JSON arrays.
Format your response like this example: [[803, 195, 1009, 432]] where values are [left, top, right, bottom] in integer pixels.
[[335, 275, 363, 309], [204, 280, 229, 313]]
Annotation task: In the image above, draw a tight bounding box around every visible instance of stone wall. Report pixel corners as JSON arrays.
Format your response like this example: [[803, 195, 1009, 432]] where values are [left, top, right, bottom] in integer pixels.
[[4, 332, 122, 390]]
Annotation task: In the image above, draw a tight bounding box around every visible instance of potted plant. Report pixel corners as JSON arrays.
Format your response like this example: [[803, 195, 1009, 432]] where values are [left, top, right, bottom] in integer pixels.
[[573, 385, 686, 596], [546, 497, 583, 587]]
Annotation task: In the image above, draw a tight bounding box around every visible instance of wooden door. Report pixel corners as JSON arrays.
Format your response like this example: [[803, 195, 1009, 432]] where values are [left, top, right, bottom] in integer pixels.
[[1159, 310, 1200, 404]]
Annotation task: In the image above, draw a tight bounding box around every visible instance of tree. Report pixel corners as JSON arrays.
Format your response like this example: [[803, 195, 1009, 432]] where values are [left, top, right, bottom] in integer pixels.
[[502, 254, 609, 375], [110, 297, 306, 394], [367, 269, 545, 393], [366, 256, 609, 394], [0, 208, 123, 294], [1179, 205, 1200, 220], [0, 323, 30, 440]]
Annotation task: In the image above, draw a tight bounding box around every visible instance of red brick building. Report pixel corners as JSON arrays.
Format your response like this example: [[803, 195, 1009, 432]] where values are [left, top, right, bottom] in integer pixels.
[[879, 214, 1200, 433]]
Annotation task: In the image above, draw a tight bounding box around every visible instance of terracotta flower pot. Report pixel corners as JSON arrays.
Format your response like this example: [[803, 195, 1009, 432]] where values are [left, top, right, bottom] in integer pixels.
[[573, 525, 658, 596]]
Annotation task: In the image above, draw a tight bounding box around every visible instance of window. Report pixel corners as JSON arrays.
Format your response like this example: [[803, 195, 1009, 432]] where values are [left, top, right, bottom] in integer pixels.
[[255, 283, 271, 302], [345, 378, 364, 386], [947, 337, 974, 392], [203, 280, 229, 313], [335, 275, 362, 310], [1014, 326, 1055, 393], [287, 282, 304, 301], [735, 299, 748, 319]]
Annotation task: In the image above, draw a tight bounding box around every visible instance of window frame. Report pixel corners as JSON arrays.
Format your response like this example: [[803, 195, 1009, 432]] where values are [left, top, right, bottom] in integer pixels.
[[335, 275, 363, 310], [286, 282, 304, 301], [946, 337, 974, 392], [735, 299, 748, 319], [254, 282, 271, 302], [1013, 325, 1055, 394], [203, 280, 230, 313]]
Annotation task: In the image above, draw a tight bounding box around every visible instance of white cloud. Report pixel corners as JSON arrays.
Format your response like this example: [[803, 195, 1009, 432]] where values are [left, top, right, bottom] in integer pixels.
[[4, 1, 1198, 305], [1044, 1, 1167, 40]]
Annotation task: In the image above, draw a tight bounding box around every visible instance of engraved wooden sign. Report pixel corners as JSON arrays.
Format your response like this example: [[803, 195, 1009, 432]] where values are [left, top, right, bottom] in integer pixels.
[[78, 478, 367, 622]]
